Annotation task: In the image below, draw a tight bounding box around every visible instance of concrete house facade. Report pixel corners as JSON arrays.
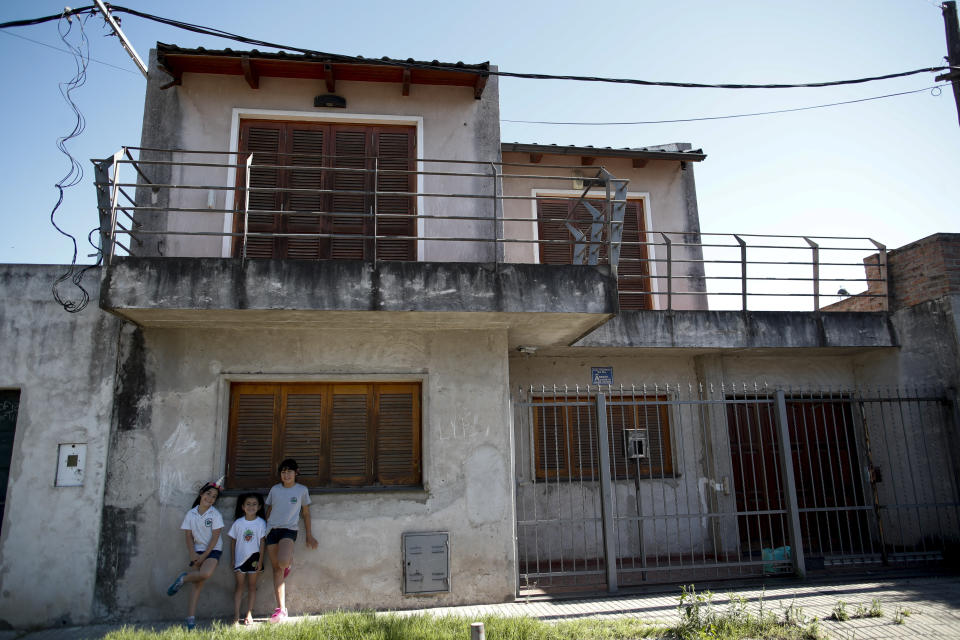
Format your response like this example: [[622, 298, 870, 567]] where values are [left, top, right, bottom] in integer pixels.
[[0, 42, 958, 628]]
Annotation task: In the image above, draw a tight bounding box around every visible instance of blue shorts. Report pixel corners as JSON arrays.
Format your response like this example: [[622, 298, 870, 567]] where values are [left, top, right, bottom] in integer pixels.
[[266, 528, 297, 545], [191, 549, 222, 565]]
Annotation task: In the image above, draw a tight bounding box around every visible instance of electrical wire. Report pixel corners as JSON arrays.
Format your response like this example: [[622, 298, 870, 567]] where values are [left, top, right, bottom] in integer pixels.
[[502, 85, 946, 125], [50, 10, 99, 314], [0, 28, 140, 74], [0, 4, 950, 90]]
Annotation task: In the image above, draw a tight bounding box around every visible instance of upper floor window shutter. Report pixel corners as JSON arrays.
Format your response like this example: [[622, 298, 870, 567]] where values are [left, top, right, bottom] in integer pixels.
[[373, 129, 417, 261], [616, 201, 652, 310], [536, 197, 652, 310], [285, 126, 327, 259], [330, 127, 370, 260], [237, 122, 284, 258]]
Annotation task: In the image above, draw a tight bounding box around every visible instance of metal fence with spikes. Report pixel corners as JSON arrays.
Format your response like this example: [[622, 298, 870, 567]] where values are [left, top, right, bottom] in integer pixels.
[[514, 383, 960, 594]]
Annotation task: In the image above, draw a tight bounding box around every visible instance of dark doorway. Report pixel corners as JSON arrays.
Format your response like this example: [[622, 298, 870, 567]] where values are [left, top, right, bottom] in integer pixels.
[[727, 396, 870, 563], [0, 390, 20, 536]]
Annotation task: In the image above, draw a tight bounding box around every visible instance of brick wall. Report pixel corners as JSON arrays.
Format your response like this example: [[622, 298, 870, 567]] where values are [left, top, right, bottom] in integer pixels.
[[823, 233, 960, 312]]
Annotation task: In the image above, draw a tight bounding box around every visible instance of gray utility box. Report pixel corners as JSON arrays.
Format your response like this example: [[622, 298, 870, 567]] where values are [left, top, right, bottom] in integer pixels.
[[402, 532, 449, 594]]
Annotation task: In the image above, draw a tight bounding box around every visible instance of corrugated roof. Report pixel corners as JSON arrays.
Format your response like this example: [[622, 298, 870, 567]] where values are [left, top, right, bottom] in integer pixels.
[[154, 43, 490, 96], [501, 142, 706, 162], [155, 42, 490, 73]]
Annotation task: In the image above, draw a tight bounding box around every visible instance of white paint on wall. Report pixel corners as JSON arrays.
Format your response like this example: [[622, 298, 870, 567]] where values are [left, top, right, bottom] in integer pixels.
[[157, 421, 202, 505]]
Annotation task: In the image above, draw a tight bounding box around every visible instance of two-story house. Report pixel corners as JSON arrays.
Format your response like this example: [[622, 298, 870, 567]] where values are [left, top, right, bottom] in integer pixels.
[[0, 43, 957, 628]]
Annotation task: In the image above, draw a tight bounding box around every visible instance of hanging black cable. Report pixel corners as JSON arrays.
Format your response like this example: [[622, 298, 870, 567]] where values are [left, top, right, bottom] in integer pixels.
[[0, 4, 949, 90], [502, 85, 947, 125], [50, 10, 99, 313]]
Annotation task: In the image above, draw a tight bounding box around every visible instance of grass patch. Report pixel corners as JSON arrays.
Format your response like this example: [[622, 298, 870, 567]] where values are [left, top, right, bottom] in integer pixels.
[[102, 586, 828, 640], [102, 613, 663, 640]]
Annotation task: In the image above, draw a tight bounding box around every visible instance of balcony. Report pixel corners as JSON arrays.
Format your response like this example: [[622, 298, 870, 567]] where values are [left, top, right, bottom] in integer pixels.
[[92, 147, 892, 349]]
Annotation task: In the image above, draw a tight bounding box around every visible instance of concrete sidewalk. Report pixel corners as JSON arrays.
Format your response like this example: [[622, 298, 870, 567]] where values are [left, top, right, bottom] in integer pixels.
[[6, 574, 960, 639]]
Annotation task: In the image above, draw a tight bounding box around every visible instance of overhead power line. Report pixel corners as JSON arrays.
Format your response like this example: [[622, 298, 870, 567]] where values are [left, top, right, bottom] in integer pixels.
[[0, 28, 139, 74], [502, 85, 946, 125], [0, 4, 949, 90]]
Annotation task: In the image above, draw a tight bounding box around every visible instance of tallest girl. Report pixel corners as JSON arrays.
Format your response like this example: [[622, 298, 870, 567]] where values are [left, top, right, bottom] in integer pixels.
[[265, 458, 318, 623]]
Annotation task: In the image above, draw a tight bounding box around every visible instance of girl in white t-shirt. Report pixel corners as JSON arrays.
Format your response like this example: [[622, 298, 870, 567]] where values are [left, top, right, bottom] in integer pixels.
[[166, 481, 224, 630], [227, 493, 267, 626]]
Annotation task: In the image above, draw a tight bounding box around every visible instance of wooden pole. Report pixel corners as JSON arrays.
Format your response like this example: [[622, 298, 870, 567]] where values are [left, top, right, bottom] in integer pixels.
[[939, 2, 960, 127]]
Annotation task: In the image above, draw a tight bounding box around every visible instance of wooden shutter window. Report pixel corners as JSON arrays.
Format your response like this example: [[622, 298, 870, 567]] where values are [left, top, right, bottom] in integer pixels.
[[281, 390, 324, 486], [228, 381, 421, 490], [329, 128, 369, 260], [237, 123, 283, 258], [533, 402, 570, 479], [285, 128, 327, 259], [536, 197, 652, 310], [532, 395, 672, 480], [227, 386, 278, 488], [376, 385, 421, 485], [374, 130, 416, 261], [235, 121, 416, 261]]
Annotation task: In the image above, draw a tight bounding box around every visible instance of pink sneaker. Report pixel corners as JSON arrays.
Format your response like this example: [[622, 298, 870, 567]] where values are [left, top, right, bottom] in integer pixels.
[[269, 608, 288, 624]]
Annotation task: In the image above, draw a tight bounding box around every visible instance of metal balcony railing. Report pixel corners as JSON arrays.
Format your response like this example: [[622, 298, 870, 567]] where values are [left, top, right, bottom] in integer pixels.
[[92, 147, 888, 312]]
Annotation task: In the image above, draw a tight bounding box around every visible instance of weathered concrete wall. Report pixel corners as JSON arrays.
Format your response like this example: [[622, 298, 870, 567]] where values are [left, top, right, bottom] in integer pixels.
[[102, 258, 617, 316], [95, 325, 515, 621], [500, 152, 706, 310], [0, 266, 121, 627], [138, 50, 501, 261], [575, 310, 896, 349]]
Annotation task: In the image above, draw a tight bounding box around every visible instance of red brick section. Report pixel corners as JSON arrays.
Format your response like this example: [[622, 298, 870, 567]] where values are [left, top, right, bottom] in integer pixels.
[[823, 233, 960, 312]]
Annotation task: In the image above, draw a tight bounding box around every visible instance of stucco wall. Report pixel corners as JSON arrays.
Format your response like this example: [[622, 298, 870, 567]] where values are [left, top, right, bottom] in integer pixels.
[[136, 50, 501, 262], [0, 266, 121, 628], [96, 325, 515, 620]]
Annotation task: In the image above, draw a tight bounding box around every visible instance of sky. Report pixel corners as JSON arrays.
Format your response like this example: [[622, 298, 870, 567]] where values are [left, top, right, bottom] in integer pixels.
[[0, 0, 957, 270]]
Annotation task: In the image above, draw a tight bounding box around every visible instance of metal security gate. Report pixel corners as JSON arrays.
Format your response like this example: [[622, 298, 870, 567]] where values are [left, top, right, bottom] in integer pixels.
[[514, 384, 960, 595]]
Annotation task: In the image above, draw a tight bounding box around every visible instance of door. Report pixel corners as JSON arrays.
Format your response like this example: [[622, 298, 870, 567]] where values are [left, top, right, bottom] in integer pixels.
[[0, 391, 20, 535]]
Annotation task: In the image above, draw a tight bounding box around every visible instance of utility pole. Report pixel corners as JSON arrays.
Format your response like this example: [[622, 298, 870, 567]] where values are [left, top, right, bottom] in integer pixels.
[[938, 1, 960, 126], [92, 0, 148, 79]]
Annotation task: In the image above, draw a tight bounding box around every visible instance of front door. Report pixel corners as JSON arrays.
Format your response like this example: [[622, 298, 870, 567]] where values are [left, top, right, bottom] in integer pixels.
[[0, 390, 20, 536]]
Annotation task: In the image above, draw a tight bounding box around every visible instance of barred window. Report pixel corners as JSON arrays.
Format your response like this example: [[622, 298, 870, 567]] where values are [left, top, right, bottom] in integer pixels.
[[532, 395, 673, 480]]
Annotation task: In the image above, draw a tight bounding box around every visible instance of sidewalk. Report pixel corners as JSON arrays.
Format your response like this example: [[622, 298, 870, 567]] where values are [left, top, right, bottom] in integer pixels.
[[5, 574, 960, 639]]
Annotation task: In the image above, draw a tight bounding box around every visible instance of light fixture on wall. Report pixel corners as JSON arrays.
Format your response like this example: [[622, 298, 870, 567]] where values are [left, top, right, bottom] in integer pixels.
[[314, 94, 346, 108], [517, 345, 538, 355]]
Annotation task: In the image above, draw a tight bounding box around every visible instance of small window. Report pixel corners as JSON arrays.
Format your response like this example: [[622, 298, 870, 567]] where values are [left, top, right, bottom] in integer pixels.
[[227, 382, 421, 489], [532, 395, 672, 480]]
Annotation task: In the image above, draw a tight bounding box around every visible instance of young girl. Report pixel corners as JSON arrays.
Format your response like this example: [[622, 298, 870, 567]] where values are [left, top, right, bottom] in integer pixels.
[[227, 493, 267, 625], [265, 458, 318, 623], [167, 481, 224, 630]]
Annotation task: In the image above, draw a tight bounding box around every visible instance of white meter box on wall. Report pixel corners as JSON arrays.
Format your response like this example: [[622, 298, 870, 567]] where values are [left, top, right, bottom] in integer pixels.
[[55, 443, 86, 487]]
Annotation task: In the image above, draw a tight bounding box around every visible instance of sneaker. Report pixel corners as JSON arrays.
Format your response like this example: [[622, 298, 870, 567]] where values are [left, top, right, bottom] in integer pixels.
[[283, 566, 291, 579], [269, 608, 288, 624], [167, 572, 187, 596], [185, 616, 196, 630]]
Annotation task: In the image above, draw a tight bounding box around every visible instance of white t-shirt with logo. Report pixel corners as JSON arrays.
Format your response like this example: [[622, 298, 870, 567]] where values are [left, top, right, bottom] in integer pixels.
[[180, 505, 224, 552], [227, 516, 267, 569], [266, 482, 311, 531]]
